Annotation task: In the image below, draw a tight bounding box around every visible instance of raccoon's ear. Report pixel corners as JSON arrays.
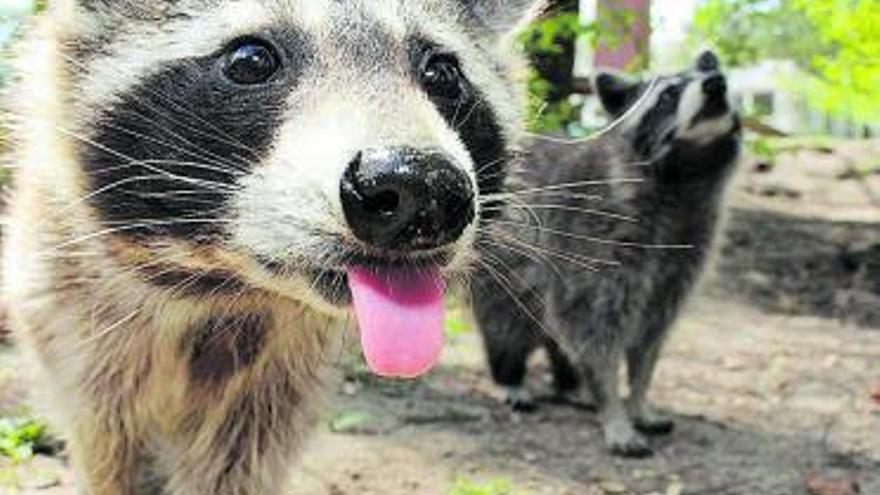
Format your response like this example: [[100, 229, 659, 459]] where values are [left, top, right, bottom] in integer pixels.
[[593, 71, 641, 116], [462, 0, 549, 38]]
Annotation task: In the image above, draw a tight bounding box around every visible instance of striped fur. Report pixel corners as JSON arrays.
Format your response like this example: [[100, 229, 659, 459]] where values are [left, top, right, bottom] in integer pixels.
[[2, 1, 544, 493]]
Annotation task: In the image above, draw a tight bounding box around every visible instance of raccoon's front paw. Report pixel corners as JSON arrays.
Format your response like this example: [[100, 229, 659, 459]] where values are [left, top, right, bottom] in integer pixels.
[[602, 418, 653, 458], [628, 402, 675, 435], [504, 387, 538, 413], [633, 413, 675, 435]]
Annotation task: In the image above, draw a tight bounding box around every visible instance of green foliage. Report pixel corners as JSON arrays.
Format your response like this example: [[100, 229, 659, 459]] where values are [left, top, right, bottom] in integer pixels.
[[693, 0, 823, 68], [329, 411, 373, 434], [525, 80, 582, 135], [448, 478, 523, 495], [748, 136, 779, 168], [445, 299, 472, 339], [0, 417, 49, 463], [523, 12, 586, 57], [745, 135, 860, 169], [520, 3, 645, 134], [444, 314, 470, 339], [789, 0, 880, 123], [694, 0, 880, 123], [520, 13, 595, 134]]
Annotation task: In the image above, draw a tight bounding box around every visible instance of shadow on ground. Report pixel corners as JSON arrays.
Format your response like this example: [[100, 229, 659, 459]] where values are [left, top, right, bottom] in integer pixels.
[[318, 365, 879, 495], [713, 207, 880, 328]]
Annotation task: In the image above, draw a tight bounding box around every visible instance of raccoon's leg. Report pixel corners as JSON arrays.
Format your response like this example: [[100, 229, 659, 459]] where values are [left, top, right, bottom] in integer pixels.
[[546, 292, 651, 457], [472, 272, 542, 412], [165, 445, 290, 495], [163, 370, 318, 495], [582, 351, 652, 458], [163, 426, 291, 495], [545, 339, 581, 397], [67, 421, 139, 495], [72, 450, 167, 495], [133, 480, 169, 495], [626, 332, 675, 435], [481, 319, 540, 413], [132, 455, 170, 495]]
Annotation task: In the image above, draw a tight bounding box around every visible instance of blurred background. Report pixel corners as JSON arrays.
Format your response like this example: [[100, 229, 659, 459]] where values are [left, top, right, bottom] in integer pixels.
[[0, 1, 878, 494]]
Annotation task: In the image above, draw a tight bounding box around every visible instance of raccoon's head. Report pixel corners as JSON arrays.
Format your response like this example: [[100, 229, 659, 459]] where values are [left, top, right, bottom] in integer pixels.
[[34, 0, 545, 377], [594, 51, 741, 172]]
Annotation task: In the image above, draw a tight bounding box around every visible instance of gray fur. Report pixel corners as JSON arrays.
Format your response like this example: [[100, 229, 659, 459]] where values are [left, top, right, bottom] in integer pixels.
[[472, 54, 741, 456]]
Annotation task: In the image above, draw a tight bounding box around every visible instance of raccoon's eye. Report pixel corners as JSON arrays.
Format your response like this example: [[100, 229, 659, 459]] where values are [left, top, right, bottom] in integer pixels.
[[421, 54, 464, 100], [222, 39, 281, 86], [659, 86, 680, 105]]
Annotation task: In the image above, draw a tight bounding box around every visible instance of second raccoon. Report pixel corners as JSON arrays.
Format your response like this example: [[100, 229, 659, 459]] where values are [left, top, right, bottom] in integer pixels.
[[472, 52, 742, 457]]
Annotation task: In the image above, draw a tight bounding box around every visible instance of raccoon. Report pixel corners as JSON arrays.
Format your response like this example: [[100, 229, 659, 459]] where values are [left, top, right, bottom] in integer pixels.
[[472, 52, 742, 457], [1, 1, 545, 493]]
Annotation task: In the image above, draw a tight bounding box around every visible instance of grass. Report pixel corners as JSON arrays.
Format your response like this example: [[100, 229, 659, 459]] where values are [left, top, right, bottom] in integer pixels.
[[445, 308, 473, 340], [746, 135, 839, 169], [0, 416, 50, 463], [845, 160, 880, 179], [448, 478, 525, 495], [329, 410, 373, 434], [746, 134, 880, 178]]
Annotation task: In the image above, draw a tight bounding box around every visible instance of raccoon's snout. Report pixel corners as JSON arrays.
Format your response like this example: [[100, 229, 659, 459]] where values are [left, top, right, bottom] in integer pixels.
[[702, 74, 727, 99], [697, 51, 720, 72], [340, 148, 475, 251]]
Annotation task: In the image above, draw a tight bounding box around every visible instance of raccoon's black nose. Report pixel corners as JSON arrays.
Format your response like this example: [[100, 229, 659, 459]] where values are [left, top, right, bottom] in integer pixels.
[[341, 148, 475, 251], [703, 74, 727, 98], [697, 51, 720, 72]]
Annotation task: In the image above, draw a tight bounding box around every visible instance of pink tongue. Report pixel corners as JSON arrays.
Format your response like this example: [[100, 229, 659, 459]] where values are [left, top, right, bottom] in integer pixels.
[[347, 267, 445, 379]]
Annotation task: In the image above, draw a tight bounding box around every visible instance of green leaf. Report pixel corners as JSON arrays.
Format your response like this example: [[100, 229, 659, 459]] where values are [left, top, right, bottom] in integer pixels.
[[0, 416, 50, 463], [448, 478, 520, 495], [444, 315, 470, 338], [329, 411, 372, 433]]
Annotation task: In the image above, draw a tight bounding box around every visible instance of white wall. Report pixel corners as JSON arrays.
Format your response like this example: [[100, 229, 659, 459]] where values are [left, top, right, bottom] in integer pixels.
[[728, 61, 807, 134]]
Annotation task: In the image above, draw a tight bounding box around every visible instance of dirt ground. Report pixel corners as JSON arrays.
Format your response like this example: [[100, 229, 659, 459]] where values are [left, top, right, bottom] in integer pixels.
[[0, 140, 878, 495]]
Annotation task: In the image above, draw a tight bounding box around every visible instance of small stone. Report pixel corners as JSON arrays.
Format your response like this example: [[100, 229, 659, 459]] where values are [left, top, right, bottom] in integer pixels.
[[870, 383, 880, 405], [804, 473, 860, 495], [666, 481, 684, 495], [721, 356, 747, 371], [599, 481, 628, 494], [787, 382, 847, 415], [582, 486, 606, 495], [17, 456, 63, 490], [631, 469, 657, 480], [822, 355, 840, 369], [342, 381, 358, 396]]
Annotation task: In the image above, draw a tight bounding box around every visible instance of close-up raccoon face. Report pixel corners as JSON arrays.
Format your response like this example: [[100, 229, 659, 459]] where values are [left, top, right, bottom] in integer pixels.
[[24, 0, 538, 375], [595, 51, 741, 162]]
